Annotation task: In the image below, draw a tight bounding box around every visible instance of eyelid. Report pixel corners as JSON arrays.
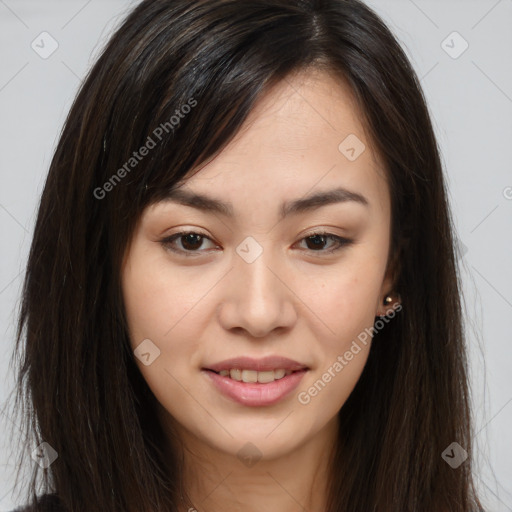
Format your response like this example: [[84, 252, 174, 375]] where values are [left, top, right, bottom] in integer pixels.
[[159, 229, 354, 257], [159, 229, 217, 257]]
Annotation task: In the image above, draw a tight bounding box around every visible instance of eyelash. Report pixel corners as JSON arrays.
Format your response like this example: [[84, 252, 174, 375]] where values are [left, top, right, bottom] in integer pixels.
[[159, 230, 353, 257]]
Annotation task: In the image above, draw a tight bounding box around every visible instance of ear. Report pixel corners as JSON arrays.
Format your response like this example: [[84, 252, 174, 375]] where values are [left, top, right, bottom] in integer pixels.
[[375, 246, 401, 317]]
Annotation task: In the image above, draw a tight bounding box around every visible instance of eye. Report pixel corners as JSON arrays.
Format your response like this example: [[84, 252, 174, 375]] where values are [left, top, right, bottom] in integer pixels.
[[160, 230, 218, 256], [296, 231, 354, 254], [159, 230, 353, 257]]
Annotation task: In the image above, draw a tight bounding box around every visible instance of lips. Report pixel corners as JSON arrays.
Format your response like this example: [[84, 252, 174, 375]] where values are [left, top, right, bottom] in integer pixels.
[[203, 370, 307, 407], [205, 355, 308, 373], [203, 356, 309, 406]]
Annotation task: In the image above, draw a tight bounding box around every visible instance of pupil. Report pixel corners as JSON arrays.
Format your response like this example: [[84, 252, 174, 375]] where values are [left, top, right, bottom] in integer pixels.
[[307, 235, 326, 250], [182, 234, 202, 250]]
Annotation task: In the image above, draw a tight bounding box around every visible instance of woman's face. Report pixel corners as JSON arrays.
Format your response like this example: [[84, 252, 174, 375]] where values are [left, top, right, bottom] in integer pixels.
[[122, 69, 396, 462]]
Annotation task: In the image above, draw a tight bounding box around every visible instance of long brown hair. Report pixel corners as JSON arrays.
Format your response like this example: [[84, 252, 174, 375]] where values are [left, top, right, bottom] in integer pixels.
[[7, 0, 484, 510]]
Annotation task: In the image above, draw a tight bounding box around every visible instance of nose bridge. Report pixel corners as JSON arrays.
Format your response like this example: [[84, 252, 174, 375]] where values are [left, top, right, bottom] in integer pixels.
[[219, 234, 295, 336], [235, 235, 281, 306]]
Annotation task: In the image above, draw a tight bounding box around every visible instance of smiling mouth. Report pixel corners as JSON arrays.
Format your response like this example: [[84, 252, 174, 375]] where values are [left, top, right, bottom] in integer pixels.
[[203, 367, 308, 407], [208, 368, 302, 383]]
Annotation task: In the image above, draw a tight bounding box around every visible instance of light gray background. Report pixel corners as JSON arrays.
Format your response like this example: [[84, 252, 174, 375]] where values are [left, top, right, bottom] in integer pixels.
[[0, 0, 511, 510]]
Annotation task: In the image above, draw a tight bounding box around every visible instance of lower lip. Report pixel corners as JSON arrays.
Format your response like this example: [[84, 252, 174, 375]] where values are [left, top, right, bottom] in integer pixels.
[[203, 370, 307, 407]]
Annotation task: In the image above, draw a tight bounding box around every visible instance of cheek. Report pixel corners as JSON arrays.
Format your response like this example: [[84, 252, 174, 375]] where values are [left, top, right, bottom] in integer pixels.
[[297, 309, 374, 414], [122, 257, 203, 418], [122, 248, 216, 402], [292, 258, 382, 410], [122, 247, 207, 346], [301, 349, 370, 416], [294, 259, 383, 341]]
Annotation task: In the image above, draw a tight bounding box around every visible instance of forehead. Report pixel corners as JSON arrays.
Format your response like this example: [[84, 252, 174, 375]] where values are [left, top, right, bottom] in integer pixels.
[[155, 68, 389, 220]]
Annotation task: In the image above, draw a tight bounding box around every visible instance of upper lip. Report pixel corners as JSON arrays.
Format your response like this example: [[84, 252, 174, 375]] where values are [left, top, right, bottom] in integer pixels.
[[205, 356, 308, 373]]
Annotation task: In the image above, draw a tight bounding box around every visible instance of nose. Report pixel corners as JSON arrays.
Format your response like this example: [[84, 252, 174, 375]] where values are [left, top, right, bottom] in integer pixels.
[[216, 241, 298, 338]]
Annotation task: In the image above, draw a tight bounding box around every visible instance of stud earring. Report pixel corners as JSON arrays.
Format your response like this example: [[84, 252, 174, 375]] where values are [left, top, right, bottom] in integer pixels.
[[378, 293, 402, 319]]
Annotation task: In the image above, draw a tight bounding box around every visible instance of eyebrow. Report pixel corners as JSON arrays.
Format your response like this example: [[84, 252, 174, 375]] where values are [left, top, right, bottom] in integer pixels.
[[160, 186, 369, 220]]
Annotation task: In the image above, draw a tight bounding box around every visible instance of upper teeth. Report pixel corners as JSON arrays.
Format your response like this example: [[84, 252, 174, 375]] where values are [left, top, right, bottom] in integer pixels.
[[218, 369, 292, 383]]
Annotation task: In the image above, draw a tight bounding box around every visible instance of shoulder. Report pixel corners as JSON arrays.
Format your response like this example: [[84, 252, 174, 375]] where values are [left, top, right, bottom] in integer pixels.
[[10, 493, 64, 512]]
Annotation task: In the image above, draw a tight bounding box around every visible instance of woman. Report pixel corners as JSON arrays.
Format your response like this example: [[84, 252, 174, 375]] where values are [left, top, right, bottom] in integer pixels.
[[7, 0, 485, 510]]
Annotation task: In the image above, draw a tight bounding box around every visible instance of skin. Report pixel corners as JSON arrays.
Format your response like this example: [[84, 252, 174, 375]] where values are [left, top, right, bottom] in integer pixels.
[[121, 68, 400, 512]]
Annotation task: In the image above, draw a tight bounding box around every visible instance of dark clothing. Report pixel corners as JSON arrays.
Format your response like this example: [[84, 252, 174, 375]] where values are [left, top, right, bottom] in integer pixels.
[[10, 494, 63, 512]]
